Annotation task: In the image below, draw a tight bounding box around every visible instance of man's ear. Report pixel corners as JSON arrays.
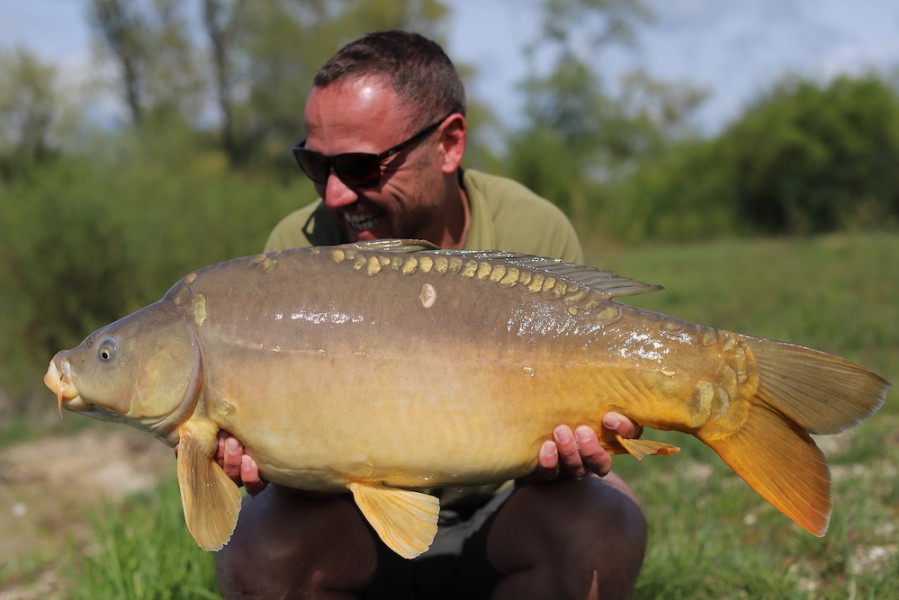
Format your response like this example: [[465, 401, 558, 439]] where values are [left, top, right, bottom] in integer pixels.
[[438, 114, 466, 174]]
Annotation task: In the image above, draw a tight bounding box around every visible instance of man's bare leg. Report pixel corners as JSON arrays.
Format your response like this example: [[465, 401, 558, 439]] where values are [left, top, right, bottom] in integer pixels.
[[215, 486, 377, 599], [486, 474, 646, 600]]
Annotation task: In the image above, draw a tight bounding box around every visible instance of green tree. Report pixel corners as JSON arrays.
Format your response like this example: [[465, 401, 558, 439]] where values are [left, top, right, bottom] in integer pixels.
[[202, 0, 248, 165], [598, 136, 740, 244], [89, 0, 204, 125], [88, 0, 148, 123], [504, 0, 705, 230], [599, 72, 899, 244], [211, 0, 450, 169], [723, 74, 899, 234], [0, 49, 64, 177]]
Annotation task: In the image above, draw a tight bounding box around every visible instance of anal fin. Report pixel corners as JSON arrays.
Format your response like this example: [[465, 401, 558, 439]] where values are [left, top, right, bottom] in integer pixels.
[[177, 421, 242, 551], [616, 434, 680, 460], [348, 482, 439, 559]]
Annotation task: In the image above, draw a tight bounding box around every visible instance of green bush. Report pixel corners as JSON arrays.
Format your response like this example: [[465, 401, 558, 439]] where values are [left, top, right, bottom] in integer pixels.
[[721, 74, 899, 235], [0, 126, 308, 410]]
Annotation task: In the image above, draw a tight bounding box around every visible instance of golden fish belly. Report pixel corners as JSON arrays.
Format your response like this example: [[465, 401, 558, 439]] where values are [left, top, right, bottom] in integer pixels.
[[199, 330, 739, 492]]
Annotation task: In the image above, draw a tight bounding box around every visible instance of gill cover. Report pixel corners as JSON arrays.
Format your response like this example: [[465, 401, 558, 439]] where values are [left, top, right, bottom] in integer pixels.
[[60, 298, 204, 445]]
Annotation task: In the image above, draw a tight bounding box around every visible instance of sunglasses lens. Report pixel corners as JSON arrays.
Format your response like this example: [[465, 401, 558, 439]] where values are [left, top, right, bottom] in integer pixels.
[[292, 148, 330, 184], [333, 154, 382, 187]]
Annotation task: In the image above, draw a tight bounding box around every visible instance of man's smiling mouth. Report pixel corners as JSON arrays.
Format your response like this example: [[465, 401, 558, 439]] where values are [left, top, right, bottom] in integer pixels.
[[343, 212, 384, 231]]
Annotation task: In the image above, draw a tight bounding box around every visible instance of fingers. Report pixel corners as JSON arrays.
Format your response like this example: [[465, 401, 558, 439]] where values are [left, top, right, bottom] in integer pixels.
[[537, 425, 613, 480], [534, 413, 644, 482], [602, 412, 643, 440], [218, 433, 244, 481], [553, 425, 612, 478], [570, 425, 612, 477], [241, 455, 267, 496], [553, 425, 587, 479], [537, 440, 561, 480], [215, 432, 268, 495]]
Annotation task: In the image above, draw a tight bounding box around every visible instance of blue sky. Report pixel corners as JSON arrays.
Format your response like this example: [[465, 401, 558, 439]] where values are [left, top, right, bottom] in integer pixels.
[[3, 0, 899, 134]]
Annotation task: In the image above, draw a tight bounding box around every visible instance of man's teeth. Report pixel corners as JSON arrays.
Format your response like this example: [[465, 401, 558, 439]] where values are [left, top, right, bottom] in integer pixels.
[[344, 213, 382, 231]]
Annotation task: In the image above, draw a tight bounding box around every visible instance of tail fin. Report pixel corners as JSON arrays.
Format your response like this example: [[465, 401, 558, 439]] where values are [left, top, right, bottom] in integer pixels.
[[745, 337, 889, 434], [700, 338, 889, 536]]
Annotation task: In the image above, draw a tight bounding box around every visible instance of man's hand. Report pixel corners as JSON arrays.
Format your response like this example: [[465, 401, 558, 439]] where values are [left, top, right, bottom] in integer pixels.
[[215, 432, 267, 496], [536, 412, 642, 480]]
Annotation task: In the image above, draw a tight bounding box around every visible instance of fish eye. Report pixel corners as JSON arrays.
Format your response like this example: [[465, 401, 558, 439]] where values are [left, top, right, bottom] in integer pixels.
[[98, 338, 117, 362]]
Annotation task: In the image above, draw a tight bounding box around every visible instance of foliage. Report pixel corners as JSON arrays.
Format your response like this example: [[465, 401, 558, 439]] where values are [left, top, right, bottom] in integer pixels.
[[85, 0, 451, 167], [502, 0, 707, 229], [597, 74, 899, 242], [0, 124, 307, 404], [0, 48, 70, 177], [596, 137, 741, 243], [723, 74, 899, 234]]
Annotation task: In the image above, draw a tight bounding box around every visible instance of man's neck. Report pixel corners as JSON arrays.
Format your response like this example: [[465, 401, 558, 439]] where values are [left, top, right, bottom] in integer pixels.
[[442, 186, 471, 249], [436, 169, 471, 249]]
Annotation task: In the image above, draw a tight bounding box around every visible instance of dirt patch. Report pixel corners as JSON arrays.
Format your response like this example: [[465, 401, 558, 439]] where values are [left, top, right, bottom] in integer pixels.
[[0, 426, 175, 572]]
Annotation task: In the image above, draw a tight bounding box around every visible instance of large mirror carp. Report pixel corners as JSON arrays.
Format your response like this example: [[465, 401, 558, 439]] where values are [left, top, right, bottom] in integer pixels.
[[44, 240, 888, 558]]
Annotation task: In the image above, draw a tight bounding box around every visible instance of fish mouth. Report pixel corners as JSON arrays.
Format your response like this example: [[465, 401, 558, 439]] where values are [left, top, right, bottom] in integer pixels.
[[44, 357, 85, 417]]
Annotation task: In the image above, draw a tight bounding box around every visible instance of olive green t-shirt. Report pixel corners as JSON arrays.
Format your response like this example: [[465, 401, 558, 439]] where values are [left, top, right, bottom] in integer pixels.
[[265, 169, 583, 264]]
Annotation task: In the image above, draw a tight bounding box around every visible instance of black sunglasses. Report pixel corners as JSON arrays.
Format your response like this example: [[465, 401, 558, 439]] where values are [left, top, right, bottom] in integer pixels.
[[291, 111, 454, 188]]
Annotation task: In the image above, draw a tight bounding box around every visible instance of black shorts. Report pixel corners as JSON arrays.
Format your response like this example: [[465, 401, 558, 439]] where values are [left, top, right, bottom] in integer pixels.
[[358, 484, 516, 600]]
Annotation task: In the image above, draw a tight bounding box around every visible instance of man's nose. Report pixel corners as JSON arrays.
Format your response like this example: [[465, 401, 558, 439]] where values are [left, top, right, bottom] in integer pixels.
[[322, 172, 359, 209]]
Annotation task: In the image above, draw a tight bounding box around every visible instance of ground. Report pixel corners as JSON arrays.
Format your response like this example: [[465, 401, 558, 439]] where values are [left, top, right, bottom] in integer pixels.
[[0, 426, 174, 599]]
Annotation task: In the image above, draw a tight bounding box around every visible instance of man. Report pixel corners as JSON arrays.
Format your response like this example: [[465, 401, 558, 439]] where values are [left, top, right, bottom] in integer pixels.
[[215, 31, 646, 599]]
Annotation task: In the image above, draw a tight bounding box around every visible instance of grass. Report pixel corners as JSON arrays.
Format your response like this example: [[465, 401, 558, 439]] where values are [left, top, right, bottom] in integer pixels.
[[43, 233, 899, 598], [64, 477, 219, 600]]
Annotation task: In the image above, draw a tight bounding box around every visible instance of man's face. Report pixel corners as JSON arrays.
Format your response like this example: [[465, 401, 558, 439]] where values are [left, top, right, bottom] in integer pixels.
[[301, 77, 447, 242]]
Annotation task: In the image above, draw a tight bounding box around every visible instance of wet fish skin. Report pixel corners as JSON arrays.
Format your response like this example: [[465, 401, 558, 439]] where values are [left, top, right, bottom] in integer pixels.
[[43, 239, 890, 558]]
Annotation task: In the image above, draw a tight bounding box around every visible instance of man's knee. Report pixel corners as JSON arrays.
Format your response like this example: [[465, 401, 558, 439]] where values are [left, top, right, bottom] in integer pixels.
[[487, 476, 646, 599], [215, 487, 378, 599]]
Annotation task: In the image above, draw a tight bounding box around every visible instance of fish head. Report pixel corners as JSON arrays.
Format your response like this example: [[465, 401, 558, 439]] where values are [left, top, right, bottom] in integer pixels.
[[44, 299, 203, 445]]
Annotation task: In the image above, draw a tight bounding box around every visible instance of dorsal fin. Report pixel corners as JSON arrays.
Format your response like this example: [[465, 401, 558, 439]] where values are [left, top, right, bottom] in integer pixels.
[[433, 248, 662, 299], [342, 239, 440, 253], [339, 239, 662, 299]]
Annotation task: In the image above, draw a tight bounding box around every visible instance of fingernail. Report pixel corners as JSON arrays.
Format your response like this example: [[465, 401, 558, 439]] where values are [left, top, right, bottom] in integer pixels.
[[554, 426, 571, 444], [604, 414, 620, 429], [540, 441, 555, 458], [225, 437, 240, 454], [575, 425, 593, 442]]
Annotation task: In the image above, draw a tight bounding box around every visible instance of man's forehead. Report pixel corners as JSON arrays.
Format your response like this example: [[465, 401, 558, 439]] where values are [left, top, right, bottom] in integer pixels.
[[304, 78, 416, 149]]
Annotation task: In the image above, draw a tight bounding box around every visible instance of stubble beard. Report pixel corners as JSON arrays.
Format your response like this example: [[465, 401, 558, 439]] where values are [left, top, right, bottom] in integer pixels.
[[388, 187, 444, 242]]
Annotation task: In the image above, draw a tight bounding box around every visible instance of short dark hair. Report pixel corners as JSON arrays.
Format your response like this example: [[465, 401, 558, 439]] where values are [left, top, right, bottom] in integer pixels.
[[314, 30, 466, 125]]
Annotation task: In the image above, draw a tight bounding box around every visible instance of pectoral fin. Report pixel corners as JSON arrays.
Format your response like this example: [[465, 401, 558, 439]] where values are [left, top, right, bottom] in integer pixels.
[[177, 422, 242, 551], [348, 482, 439, 559], [616, 435, 680, 460]]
